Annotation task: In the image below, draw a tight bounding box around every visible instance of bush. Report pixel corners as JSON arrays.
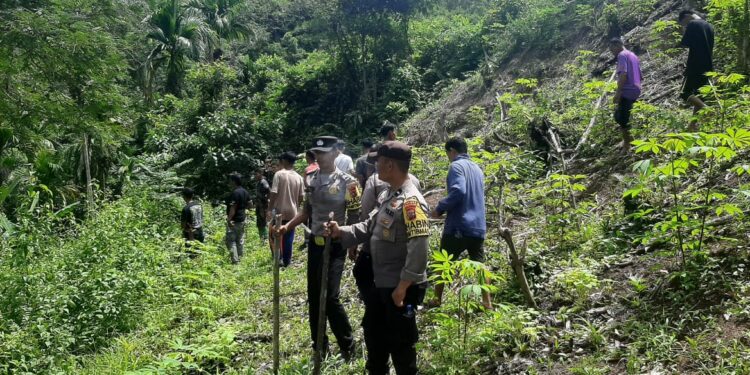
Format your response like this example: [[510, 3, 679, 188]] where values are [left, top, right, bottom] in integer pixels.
[[0, 188, 182, 373]]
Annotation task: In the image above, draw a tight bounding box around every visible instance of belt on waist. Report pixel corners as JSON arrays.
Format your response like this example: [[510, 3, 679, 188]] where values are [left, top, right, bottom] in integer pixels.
[[313, 236, 340, 246]]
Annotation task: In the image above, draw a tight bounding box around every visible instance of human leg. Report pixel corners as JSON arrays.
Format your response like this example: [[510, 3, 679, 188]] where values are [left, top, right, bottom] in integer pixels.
[[325, 243, 354, 354], [225, 224, 240, 264], [465, 237, 492, 309], [426, 234, 463, 307], [282, 220, 294, 266], [235, 221, 245, 258], [380, 286, 422, 375]]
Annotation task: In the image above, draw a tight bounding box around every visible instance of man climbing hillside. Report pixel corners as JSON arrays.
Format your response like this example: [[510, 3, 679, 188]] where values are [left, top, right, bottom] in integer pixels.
[[428, 137, 490, 310], [273, 136, 359, 360], [609, 37, 642, 153], [268, 151, 305, 267], [325, 141, 429, 375], [678, 9, 714, 130], [226, 173, 251, 264]]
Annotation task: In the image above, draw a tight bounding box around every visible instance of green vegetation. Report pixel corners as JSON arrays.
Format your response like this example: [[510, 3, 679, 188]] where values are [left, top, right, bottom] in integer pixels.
[[2, 0, 750, 373]]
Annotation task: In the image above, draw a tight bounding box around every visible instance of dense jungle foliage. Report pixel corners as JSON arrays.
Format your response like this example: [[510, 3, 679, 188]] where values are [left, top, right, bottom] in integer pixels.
[[2, 0, 750, 373]]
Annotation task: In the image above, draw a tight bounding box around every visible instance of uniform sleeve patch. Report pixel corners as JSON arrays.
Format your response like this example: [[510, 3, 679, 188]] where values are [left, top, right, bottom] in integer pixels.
[[403, 197, 429, 238], [345, 182, 361, 211]]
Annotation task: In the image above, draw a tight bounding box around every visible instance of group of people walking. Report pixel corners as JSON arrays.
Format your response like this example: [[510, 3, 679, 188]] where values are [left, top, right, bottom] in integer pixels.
[[180, 122, 489, 373], [610, 9, 714, 152], [176, 9, 716, 374]]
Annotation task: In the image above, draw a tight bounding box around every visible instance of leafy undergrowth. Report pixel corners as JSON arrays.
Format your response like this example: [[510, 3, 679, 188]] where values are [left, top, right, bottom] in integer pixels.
[[4, 86, 750, 375]]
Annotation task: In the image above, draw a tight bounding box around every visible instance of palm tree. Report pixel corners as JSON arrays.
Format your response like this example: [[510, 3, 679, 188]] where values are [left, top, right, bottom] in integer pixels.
[[187, 0, 250, 42], [141, 0, 216, 99]]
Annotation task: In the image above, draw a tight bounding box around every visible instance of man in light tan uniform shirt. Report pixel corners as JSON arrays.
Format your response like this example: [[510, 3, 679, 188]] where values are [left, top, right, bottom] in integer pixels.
[[326, 141, 429, 374]]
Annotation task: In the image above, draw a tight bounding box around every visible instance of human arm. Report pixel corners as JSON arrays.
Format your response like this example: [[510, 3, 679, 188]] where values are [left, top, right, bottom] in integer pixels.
[[324, 216, 372, 248], [395, 197, 430, 306], [181, 207, 195, 240], [267, 173, 279, 218], [613, 54, 628, 103], [275, 210, 309, 236], [227, 205, 236, 226], [181, 206, 190, 231], [359, 176, 378, 221], [434, 164, 466, 216]]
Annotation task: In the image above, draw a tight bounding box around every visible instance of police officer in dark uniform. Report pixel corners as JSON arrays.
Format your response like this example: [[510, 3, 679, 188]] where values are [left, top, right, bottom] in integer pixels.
[[326, 141, 429, 374], [275, 136, 360, 360]]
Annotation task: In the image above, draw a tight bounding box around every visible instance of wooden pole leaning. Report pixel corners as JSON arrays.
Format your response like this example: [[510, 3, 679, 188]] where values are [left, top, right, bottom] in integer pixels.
[[313, 211, 335, 375], [272, 213, 282, 374]]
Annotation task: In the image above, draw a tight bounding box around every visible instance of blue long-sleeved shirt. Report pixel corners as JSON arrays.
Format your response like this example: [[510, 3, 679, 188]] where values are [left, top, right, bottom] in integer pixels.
[[436, 154, 486, 239]]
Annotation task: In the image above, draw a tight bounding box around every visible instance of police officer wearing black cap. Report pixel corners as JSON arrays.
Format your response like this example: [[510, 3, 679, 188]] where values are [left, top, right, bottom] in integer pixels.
[[275, 136, 360, 359], [325, 141, 429, 374]]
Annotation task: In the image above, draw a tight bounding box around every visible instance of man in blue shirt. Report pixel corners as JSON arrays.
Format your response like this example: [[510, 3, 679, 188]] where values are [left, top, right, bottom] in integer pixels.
[[429, 137, 491, 309]]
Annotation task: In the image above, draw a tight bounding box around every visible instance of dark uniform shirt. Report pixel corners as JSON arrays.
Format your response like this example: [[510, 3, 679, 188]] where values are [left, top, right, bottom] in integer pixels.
[[341, 179, 429, 288]]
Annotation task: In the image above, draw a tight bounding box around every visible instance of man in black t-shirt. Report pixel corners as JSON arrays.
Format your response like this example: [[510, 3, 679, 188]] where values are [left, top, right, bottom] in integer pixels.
[[226, 173, 251, 264], [678, 10, 714, 129], [181, 188, 204, 244], [254, 170, 270, 241]]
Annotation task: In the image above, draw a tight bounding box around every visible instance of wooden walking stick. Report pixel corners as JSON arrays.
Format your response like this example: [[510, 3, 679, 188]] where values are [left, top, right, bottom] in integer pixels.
[[313, 212, 334, 375], [272, 211, 282, 374]]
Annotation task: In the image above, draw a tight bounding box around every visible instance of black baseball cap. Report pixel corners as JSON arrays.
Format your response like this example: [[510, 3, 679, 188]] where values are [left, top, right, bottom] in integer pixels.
[[376, 141, 411, 161], [310, 136, 338, 152]]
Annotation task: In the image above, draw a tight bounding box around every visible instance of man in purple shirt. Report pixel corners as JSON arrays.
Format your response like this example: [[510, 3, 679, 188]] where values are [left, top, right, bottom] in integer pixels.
[[609, 37, 642, 153]]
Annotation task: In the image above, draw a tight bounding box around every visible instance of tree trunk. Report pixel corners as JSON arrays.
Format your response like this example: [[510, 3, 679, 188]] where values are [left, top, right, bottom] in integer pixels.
[[742, 0, 750, 74], [82, 134, 94, 212], [499, 227, 538, 309]]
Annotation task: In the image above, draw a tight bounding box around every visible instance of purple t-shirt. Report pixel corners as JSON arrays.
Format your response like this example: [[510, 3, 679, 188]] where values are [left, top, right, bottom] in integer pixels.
[[616, 49, 642, 101]]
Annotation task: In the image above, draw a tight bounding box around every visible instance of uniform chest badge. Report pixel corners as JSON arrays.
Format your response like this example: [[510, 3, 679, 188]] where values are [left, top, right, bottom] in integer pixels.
[[328, 184, 340, 195], [383, 228, 391, 237]]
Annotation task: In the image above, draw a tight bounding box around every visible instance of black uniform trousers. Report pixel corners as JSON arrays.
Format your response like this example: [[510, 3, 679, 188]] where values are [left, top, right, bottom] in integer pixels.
[[361, 282, 424, 375], [307, 240, 354, 353]]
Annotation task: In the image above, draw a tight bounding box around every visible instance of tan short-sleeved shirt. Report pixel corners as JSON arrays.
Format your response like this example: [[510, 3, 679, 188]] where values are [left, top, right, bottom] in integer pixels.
[[340, 180, 429, 288], [270, 169, 305, 221]]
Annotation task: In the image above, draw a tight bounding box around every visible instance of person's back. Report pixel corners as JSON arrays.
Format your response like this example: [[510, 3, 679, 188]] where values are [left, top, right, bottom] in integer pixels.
[[226, 174, 251, 264], [181, 188, 204, 243], [430, 137, 489, 309], [441, 155, 486, 239], [335, 153, 354, 174], [229, 186, 251, 222], [272, 168, 304, 221], [681, 18, 714, 74], [617, 49, 642, 101], [270, 152, 306, 267]]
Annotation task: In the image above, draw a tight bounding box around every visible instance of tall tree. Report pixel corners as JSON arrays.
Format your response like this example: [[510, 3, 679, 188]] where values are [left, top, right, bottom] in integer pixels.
[[142, 0, 216, 99], [0, 0, 129, 215]]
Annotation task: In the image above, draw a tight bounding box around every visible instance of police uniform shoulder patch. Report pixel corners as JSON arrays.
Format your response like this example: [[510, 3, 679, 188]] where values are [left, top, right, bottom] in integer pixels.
[[403, 196, 429, 238], [345, 181, 361, 211]]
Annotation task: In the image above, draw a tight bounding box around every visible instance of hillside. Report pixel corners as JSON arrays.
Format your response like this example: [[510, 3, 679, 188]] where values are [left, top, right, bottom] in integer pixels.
[[1, 0, 750, 374]]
